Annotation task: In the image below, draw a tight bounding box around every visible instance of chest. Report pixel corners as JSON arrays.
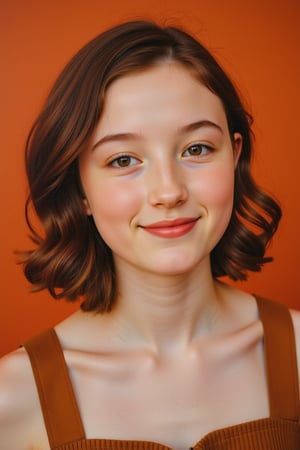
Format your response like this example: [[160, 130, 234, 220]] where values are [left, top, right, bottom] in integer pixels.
[[68, 342, 269, 448]]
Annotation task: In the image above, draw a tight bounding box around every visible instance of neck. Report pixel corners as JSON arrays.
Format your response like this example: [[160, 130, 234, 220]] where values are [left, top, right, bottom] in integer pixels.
[[110, 260, 224, 355]]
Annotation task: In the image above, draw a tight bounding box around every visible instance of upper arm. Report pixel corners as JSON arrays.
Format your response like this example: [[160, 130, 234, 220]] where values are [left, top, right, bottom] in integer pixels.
[[0, 348, 46, 450]]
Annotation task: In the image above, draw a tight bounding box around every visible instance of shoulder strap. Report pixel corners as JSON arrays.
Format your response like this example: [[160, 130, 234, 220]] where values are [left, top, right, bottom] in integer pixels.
[[255, 296, 300, 419], [23, 328, 85, 448]]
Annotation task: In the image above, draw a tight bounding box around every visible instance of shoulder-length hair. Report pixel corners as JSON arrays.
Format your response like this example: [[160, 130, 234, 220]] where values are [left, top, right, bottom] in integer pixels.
[[22, 20, 281, 312]]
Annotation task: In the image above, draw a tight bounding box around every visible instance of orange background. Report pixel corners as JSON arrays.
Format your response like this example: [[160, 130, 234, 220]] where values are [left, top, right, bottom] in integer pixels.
[[1, 0, 299, 356]]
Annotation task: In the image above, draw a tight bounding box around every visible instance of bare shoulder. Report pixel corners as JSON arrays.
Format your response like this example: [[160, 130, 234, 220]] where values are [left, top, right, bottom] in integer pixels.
[[290, 307, 300, 334], [290, 309, 300, 389], [0, 347, 46, 449], [0, 347, 35, 415], [290, 308, 300, 348]]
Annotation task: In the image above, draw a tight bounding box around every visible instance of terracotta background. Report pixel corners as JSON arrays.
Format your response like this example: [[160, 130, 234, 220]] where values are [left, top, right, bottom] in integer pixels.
[[1, 0, 299, 356]]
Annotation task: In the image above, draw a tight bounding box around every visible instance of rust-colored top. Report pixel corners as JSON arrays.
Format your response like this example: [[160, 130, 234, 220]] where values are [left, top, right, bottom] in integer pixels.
[[23, 296, 300, 449]]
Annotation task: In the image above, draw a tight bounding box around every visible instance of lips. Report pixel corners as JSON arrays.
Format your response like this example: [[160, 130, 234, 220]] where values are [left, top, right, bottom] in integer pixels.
[[141, 217, 199, 238]]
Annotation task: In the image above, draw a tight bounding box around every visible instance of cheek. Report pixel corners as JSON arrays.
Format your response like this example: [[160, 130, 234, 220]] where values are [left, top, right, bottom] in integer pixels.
[[193, 166, 235, 209], [87, 181, 142, 232]]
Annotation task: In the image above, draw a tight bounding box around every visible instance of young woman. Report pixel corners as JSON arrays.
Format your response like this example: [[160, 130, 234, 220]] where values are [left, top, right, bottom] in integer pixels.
[[0, 21, 299, 450]]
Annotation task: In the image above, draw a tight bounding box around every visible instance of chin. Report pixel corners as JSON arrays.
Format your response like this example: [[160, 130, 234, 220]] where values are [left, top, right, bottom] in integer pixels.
[[146, 254, 207, 277]]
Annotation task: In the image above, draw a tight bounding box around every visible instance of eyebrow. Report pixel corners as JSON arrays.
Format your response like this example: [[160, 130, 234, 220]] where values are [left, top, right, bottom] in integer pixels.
[[92, 119, 223, 151]]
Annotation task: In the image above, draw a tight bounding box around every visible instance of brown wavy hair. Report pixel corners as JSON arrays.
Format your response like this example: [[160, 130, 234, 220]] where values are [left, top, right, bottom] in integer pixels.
[[22, 20, 281, 312]]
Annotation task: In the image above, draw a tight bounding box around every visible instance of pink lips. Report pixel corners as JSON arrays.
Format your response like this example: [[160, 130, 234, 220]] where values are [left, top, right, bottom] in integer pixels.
[[141, 217, 199, 238]]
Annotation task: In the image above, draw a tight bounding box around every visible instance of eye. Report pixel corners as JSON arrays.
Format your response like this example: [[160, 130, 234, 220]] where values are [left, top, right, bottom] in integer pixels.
[[109, 154, 140, 168], [182, 143, 213, 158]]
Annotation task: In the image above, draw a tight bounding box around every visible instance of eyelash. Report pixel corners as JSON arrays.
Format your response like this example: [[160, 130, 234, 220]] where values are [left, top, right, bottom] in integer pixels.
[[109, 154, 141, 168], [108, 143, 214, 168], [182, 143, 214, 158]]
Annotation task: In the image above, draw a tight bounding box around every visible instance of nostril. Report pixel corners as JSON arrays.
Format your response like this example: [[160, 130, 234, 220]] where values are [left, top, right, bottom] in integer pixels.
[[148, 173, 188, 208]]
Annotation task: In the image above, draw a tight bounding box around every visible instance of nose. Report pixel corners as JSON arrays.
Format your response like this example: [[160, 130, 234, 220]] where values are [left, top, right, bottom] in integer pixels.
[[147, 163, 188, 209]]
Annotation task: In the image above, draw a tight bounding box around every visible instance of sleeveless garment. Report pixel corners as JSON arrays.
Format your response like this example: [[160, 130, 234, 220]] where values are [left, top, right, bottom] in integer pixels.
[[23, 296, 300, 449]]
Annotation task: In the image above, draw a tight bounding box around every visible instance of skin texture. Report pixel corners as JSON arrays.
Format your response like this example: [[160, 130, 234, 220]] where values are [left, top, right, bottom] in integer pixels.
[[80, 63, 241, 280], [0, 63, 299, 450]]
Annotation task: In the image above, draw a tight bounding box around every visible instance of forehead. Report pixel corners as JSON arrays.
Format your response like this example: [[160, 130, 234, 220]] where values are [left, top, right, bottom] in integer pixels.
[[98, 63, 227, 133]]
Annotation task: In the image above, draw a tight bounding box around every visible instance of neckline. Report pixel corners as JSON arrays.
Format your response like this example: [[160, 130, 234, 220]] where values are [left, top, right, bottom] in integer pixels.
[[24, 295, 300, 448], [80, 417, 298, 449]]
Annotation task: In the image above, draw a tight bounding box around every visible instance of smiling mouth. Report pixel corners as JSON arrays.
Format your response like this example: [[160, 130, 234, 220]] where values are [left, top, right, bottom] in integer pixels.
[[140, 217, 199, 238]]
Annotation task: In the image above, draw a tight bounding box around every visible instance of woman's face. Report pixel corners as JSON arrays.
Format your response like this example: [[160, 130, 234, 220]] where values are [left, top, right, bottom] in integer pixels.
[[79, 63, 242, 277]]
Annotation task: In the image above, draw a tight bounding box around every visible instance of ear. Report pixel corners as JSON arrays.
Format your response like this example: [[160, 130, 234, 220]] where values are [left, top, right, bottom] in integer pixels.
[[82, 198, 92, 216], [232, 133, 242, 168]]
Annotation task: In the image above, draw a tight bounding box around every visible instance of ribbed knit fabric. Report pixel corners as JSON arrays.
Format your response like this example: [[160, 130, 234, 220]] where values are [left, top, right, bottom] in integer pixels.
[[50, 418, 300, 449], [23, 296, 300, 450]]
